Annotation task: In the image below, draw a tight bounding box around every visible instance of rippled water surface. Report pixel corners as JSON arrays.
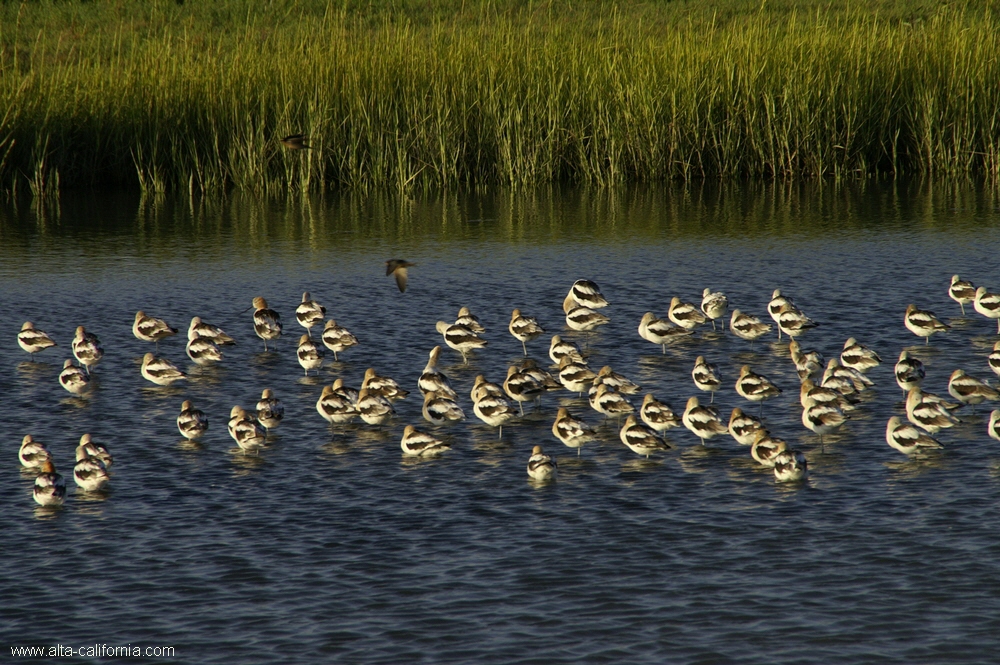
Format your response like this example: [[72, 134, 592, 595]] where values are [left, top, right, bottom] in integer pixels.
[[3, 183, 1000, 664]]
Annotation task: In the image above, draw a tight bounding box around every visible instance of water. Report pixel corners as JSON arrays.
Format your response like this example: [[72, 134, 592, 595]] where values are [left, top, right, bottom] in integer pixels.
[[2, 182, 1000, 664]]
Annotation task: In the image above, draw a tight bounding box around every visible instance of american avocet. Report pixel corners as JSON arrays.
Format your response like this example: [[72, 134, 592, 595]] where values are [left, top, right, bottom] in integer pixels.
[[990, 341, 1000, 377], [682, 396, 729, 444], [296, 334, 325, 375], [841, 338, 881, 373], [141, 353, 186, 386], [822, 359, 873, 393], [133, 311, 178, 346], [509, 310, 544, 356], [767, 289, 794, 339], [256, 389, 284, 432], [316, 386, 357, 425], [361, 368, 408, 402], [728, 407, 765, 446], [736, 365, 782, 413], [692, 356, 722, 402], [71, 326, 103, 374], [886, 416, 943, 455], [773, 450, 808, 482], [295, 292, 326, 336], [974, 287, 1000, 333], [788, 340, 824, 381], [400, 425, 451, 456], [77, 433, 112, 469], [526, 445, 557, 480], [320, 320, 358, 361], [188, 317, 236, 346], [518, 358, 561, 392], [568, 279, 610, 309], [73, 445, 110, 492], [557, 356, 597, 395], [701, 288, 729, 331], [750, 430, 788, 467], [729, 310, 771, 348], [801, 394, 846, 444], [436, 320, 487, 363], [552, 407, 598, 455], [668, 297, 707, 330], [989, 410, 1000, 442], [562, 294, 610, 333], [418, 347, 457, 399], [456, 306, 486, 333], [250, 297, 282, 351], [186, 335, 223, 365], [471, 374, 505, 402], [589, 383, 635, 419], [385, 259, 415, 292], [332, 378, 360, 404], [639, 312, 692, 353], [904, 304, 949, 344], [947, 369, 1000, 410], [422, 391, 466, 424], [59, 359, 91, 395], [549, 335, 584, 365], [775, 303, 818, 339], [950, 275, 976, 315], [228, 406, 266, 452], [33, 460, 65, 507], [504, 365, 544, 415], [595, 365, 639, 395], [19, 435, 51, 469], [357, 388, 396, 426], [905, 388, 960, 434], [17, 322, 57, 359], [800, 379, 857, 413], [620, 414, 672, 458], [895, 350, 926, 392], [177, 400, 209, 440], [473, 393, 517, 439], [640, 394, 682, 433]]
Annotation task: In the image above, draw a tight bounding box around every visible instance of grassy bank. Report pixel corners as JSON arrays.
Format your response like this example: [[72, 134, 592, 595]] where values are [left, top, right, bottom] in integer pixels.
[[2, 1, 1000, 193]]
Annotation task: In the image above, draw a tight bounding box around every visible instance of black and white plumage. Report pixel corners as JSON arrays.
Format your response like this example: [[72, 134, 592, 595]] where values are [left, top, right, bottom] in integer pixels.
[[640, 394, 682, 433], [789, 340, 824, 381], [385, 259, 415, 293], [682, 396, 729, 444], [668, 297, 707, 330], [73, 444, 110, 492], [177, 400, 209, 440], [256, 389, 285, 431], [822, 359, 873, 393], [905, 388, 960, 434], [59, 359, 91, 395], [422, 391, 466, 424], [840, 337, 881, 373], [568, 279, 610, 310], [141, 352, 186, 386], [595, 365, 639, 395], [186, 333, 223, 365], [526, 445, 557, 480], [886, 416, 943, 455], [418, 347, 457, 399], [33, 460, 66, 507], [357, 388, 396, 426], [473, 393, 517, 439], [17, 322, 57, 358], [728, 407, 765, 446], [251, 297, 283, 351], [701, 288, 729, 331], [904, 304, 949, 344], [470, 374, 505, 402], [801, 395, 847, 442], [509, 309, 545, 355], [71, 326, 103, 374], [750, 430, 788, 468], [552, 407, 598, 455], [76, 433, 112, 469], [504, 365, 544, 415], [19, 435, 51, 469], [331, 378, 361, 404], [767, 289, 795, 340], [400, 425, 451, 456], [638, 312, 693, 352], [773, 450, 808, 482], [949, 275, 976, 315], [990, 341, 1000, 377], [589, 383, 635, 419], [362, 369, 408, 401], [549, 335, 584, 364], [435, 320, 487, 363], [948, 369, 1000, 409], [518, 359, 561, 392], [729, 310, 771, 347], [895, 350, 926, 392], [989, 410, 1000, 443], [973, 286, 1000, 333], [736, 365, 783, 410], [692, 356, 722, 401], [562, 294, 611, 333], [557, 356, 597, 394], [188, 316, 236, 346], [456, 306, 486, 333], [620, 414, 672, 458], [133, 311, 178, 344], [775, 303, 818, 339], [800, 379, 857, 413], [295, 292, 326, 336], [316, 386, 357, 424], [296, 334, 325, 375], [321, 319, 358, 361], [228, 406, 266, 452]]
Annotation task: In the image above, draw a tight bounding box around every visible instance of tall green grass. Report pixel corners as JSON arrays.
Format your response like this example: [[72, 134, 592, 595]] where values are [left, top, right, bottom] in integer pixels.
[[2, 0, 1000, 194]]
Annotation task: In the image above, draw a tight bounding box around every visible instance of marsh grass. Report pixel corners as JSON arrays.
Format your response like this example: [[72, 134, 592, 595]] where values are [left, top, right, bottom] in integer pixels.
[[2, 1, 1000, 194]]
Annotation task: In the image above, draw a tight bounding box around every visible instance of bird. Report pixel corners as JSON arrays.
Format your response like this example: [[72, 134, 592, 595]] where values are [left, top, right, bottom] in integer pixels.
[[567, 279, 610, 309], [188, 317, 236, 346], [18, 435, 51, 469], [595, 365, 639, 395], [508, 309, 545, 355], [682, 396, 729, 444], [947, 369, 1000, 410], [228, 406, 266, 453], [435, 320, 487, 363], [885, 416, 943, 455], [256, 389, 285, 432], [774, 303, 818, 339], [400, 425, 451, 456], [563, 294, 612, 334], [504, 365, 544, 415], [418, 347, 457, 399], [385, 259, 415, 293], [767, 289, 795, 339], [557, 356, 597, 394], [589, 383, 635, 419], [701, 288, 729, 331], [17, 322, 57, 359], [177, 400, 209, 440], [362, 368, 409, 401], [316, 386, 357, 425], [949, 275, 976, 315], [801, 395, 847, 444], [470, 374, 505, 402], [905, 388, 959, 434], [728, 407, 765, 446], [638, 312, 692, 352], [331, 377, 361, 404], [895, 350, 926, 392], [357, 388, 396, 426], [668, 297, 707, 330], [750, 430, 788, 468], [822, 359, 873, 393], [250, 297, 282, 351], [518, 358, 561, 392], [473, 393, 517, 439], [73, 444, 110, 492], [185, 332, 223, 365], [973, 286, 1000, 333], [280, 134, 311, 150], [840, 338, 881, 373], [692, 356, 722, 401], [132, 311, 178, 345], [422, 391, 466, 424], [552, 407, 598, 455], [526, 445, 557, 480], [455, 306, 486, 333], [640, 394, 682, 433], [295, 292, 327, 336], [33, 460, 66, 507], [729, 310, 771, 348], [141, 352, 186, 385], [800, 379, 857, 413], [76, 433, 112, 469], [772, 450, 808, 482], [59, 359, 91, 395], [990, 341, 1000, 377], [904, 304, 949, 344], [296, 334, 325, 375], [620, 415, 673, 458], [71, 326, 103, 374], [320, 320, 359, 361], [989, 410, 1000, 443], [789, 340, 824, 380], [549, 335, 584, 365]]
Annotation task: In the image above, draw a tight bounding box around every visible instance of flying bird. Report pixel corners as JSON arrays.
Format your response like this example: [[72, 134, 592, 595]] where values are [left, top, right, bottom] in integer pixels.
[[385, 259, 416, 293], [280, 134, 311, 150]]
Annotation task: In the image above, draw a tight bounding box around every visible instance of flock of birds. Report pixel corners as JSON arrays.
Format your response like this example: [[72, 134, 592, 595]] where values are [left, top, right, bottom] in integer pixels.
[[15, 265, 1000, 506]]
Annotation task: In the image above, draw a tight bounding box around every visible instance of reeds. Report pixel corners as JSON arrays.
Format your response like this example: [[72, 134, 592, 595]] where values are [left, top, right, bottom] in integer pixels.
[[2, 1, 1000, 193]]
